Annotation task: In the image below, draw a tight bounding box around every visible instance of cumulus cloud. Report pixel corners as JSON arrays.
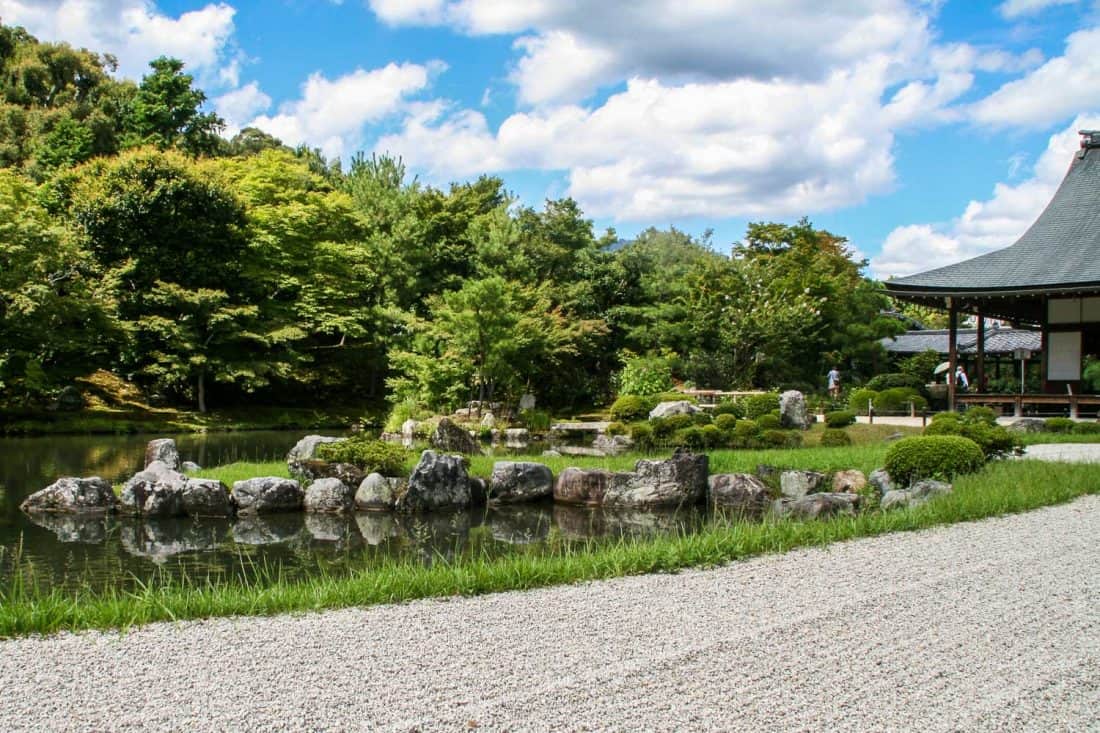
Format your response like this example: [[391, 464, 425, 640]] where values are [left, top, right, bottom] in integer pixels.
[[0, 0, 239, 83], [870, 115, 1099, 279], [250, 62, 438, 159], [999, 0, 1079, 19], [213, 81, 272, 137], [970, 26, 1100, 128]]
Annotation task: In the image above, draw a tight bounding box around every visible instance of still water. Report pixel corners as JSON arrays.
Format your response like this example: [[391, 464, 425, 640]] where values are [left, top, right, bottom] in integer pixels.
[[0, 431, 707, 593]]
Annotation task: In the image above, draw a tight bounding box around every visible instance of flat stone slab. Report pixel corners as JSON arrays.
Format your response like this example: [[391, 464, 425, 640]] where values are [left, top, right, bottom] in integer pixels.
[[550, 422, 611, 433]]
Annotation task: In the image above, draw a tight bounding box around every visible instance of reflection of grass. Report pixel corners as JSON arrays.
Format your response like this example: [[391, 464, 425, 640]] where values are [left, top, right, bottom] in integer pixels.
[[1, 460, 1096, 638]]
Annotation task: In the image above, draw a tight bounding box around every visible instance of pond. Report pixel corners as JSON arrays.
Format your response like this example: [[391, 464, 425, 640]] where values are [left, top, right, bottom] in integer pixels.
[[0, 431, 708, 594]]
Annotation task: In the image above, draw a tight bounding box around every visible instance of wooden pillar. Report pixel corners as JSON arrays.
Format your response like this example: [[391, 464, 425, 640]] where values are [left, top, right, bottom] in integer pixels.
[[948, 298, 958, 411], [976, 310, 986, 393], [1040, 296, 1049, 394]]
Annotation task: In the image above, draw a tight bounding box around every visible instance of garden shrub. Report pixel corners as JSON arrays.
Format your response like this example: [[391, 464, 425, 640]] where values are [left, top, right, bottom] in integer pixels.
[[884, 435, 985, 485], [756, 413, 782, 430], [924, 414, 1017, 458], [741, 392, 780, 420], [1045, 417, 1075, 434], [520, 409, 552, 432], [962, 406, 998, 425], [714, 413, 738, 431], [616, 352, 675, 396], [673, 426, 706, 449], [606, 421, 628, 436], [820, 428, 852, 447], [713, 400, 743, 418], [629, 422, 655, 449], [609, 394, 656, 421], [731, 419, 761, 448], [848, 388, 878, 415], [872, 387, 927, 414], [762, 429, 801, 448], [650, 414, 694, 440], [1073, 421, 1100, 435], [315, 437, 407, 476], [701, 424, 724, 448], [824, 410, 856, 428], [866, 372, 925, 393], [691, 410, 713, 425]]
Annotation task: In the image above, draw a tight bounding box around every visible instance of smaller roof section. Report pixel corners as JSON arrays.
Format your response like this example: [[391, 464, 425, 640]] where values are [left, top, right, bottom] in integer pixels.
[[886, 131, 1100, 297], [881, 328, 1041, 355]]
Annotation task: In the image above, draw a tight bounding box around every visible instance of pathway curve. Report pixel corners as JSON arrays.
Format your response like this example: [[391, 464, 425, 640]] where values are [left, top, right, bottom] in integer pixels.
[[1, 497, 1098, 732]]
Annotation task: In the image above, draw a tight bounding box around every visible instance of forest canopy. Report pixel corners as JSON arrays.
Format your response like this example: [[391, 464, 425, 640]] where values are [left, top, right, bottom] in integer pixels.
[[0, 24, 905, 413]]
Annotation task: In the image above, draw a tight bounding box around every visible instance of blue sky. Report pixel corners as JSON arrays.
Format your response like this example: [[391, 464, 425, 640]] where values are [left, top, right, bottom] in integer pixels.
[[3, 0, 1100, 278]]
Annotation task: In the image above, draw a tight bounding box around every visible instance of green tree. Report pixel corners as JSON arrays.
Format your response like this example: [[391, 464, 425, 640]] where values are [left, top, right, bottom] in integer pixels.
[[123, 56, 222, 155]]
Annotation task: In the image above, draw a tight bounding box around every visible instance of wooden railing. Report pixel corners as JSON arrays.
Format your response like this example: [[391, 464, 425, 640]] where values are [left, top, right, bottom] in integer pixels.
[[956, 393, 1100, 418]]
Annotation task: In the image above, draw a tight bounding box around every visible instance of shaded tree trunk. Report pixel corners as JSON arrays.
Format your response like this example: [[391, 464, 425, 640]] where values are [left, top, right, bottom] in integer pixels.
[[197, 370, 206, 413]]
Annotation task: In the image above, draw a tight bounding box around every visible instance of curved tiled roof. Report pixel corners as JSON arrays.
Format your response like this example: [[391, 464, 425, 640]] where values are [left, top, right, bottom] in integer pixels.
[[887, 136, 1100, 295], [880, 328, 1041, 355]]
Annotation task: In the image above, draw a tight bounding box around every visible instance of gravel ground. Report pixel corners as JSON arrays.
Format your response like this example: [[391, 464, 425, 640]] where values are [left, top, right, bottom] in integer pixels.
[[1021, 443, 1100, 463], [2, 497, 1099, 733]]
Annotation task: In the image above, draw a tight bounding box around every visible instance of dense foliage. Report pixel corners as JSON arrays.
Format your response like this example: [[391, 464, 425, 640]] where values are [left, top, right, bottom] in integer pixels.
[[884, 435, 985, 484], [923, 411, 1019, 459], [314, 436, 406, 476], [0, 24, 902, 415]]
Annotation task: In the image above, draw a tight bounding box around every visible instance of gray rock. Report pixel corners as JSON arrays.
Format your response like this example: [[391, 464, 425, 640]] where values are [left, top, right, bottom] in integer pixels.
[[648, 400, 700, 419], [181, 478, 234, 517], [304, 478, 355, 513], [120, 461, 188, 517], [592, 434, 634, 456], [868, 469, 894, 496], [232, 477, 303, 514], [181, 461, 202, 472], [775, 492, 859, 520], [287, 435, 347, 476], [396, 450, 471, 512], [832, 469, 867, 494], [480, 411, 496, 429], [553, 467, 634, 506], [144, 438, 181, 470], [541, 449, 562, 457], [1007, 418, 1047, 433], [20, 476, 117, 515], [519, 393, 537, 410], [880, 490, 913, 511], [469, 477, 488, 507], [296, 461, 365, 487], [489, 461, 554, 504], [605, 450, 708, 508], [355, 473, 403, 511], [779, 470, 827, 499], [430, 418, 482, 455], [709, 473, 771, 517], [881, 480, 953, 510], [779, 390, 810, 430]]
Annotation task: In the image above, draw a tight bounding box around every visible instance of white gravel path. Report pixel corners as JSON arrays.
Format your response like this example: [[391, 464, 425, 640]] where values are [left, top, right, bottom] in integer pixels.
[[2, 497, 1099, 733], [1021, 443, 1100, 463]]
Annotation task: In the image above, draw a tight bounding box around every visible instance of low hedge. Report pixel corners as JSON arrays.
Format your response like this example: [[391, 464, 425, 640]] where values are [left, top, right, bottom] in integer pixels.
[[848, 388, 878, 415], [820, 428, 852, 447], [609, 394, 656, 421], [1073, 421, 1100, 435], [1045, 417, 1076, 434], [824, 410, 856, 428], [741, 392, 780, 420], [884, 435, 985, 485], [315, 437, 407, 476], [924, 412, 1019, 458], [873, 387, 927, 414]]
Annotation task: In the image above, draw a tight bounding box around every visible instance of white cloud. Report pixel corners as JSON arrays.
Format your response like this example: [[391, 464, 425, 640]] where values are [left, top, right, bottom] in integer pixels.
[[250, 63, 437, 159], [213, 81, 272, 137], [870, 115, 1100, 279], [999, 0, 1079, 19], [0, 0, 239, 83], [970, 26, 1100, 128]]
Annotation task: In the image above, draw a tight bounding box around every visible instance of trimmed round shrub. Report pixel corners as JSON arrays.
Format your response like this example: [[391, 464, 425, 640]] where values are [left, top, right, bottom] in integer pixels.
[[820, 428, 852, 447], [691, 410, 713, 425], [925, 415, 1018, 458], [1045, 417, 1075, 434], [629, 422, 655, 449], [762, 429, 802, 448], [756, 413, 782, 430], [673, 426, 706, 449], [866, 373, 925, 393], [1073, 421, 1100, 435], [701, 424, 724, 448], [315, 437, 407, 476], [741, 392, 780, 420], [848, 388, 878, 415], [651, 413, 693, 439], [731, 419, 761, 448], [824, 410, 856, 428], [606, 421, 628, 436], [884, 435, 984, 484], [873, 387, 927, 414], [610, 394, 656, 421], [714, 413, 738, 431], [962, 406, 998, 426], [713, 400, 744, 418]]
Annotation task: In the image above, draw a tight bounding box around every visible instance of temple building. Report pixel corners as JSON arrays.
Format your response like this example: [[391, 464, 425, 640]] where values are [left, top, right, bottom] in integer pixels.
[[885, 130, 1100, 416]]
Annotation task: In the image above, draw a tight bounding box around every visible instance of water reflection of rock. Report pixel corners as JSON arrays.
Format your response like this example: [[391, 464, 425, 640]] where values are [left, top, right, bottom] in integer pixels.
[[231, 514, 304, 545], [552, 505, 695, 540], [486, 504, 551, 544], [120, 518, 230, 562], [355, 513, 400, 546], [304, 513, 361, 545], [396, 510, 474, 560], [24, 512, 108, 544]]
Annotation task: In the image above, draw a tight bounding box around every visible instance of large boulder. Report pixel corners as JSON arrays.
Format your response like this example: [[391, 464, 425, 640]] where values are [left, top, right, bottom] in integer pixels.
[[355, 472, 404, 511], [605, 450, 709, 508], [648, 400, 700, 419], [303, 478, 355, 513], [181, 478, 234, 518], [144, 438, 181, 470], [396, 450, 471, 512], [708, 473, 771, 517], [832, 469, 867, 494], [119, 461, 188, 517], [232, 477, 303, 515], [1007, 418, 1046, 434], [882, 479, 953, 511], [287, 435, 347, 476], [779, 470, 827, 499], [488, 461, 554, 504], [430, 418, 482, 455], [774, 492, 859, 520], [779, 390, 810, 430], [295, 460, 365, 487], [553, 467, 634, 506], [20, 477, 117, 515], [868, 469, 894, 496]]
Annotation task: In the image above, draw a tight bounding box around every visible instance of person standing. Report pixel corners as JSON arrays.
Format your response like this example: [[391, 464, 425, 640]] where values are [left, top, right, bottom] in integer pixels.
[[955, 365, 969, 392], [827, 366, 841, 400]]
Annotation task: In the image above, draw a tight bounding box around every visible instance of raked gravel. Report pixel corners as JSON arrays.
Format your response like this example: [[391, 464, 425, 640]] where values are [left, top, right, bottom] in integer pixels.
[[2, 497, 1099, 732]]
